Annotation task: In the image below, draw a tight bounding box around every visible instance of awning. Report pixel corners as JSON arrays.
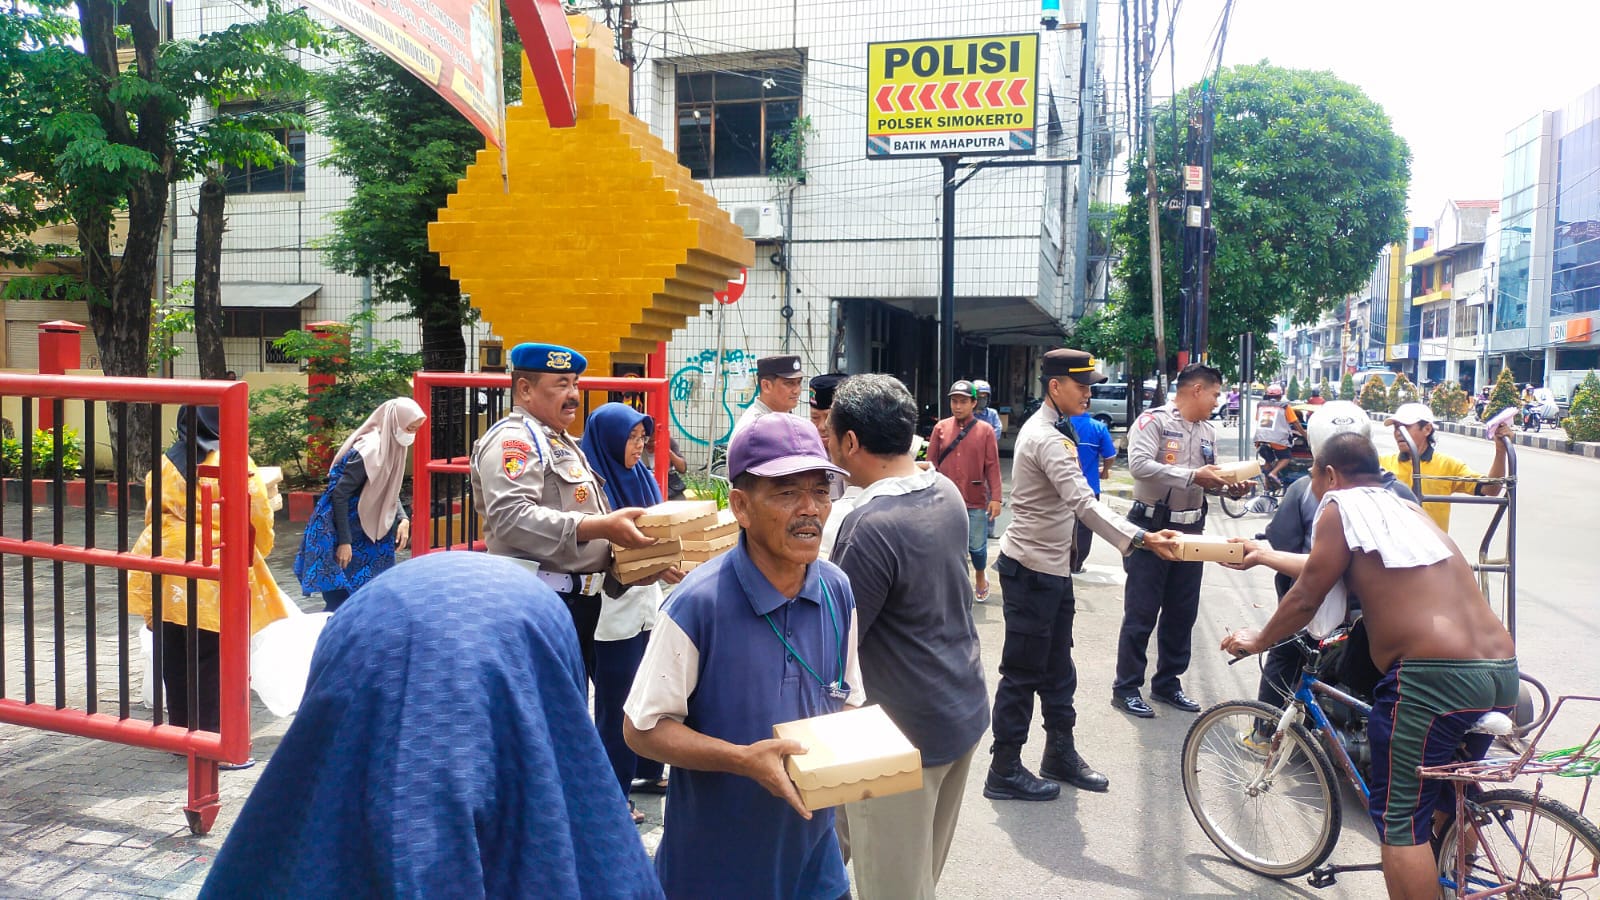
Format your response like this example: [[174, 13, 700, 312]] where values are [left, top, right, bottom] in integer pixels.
[[220, 282, 321, 309]]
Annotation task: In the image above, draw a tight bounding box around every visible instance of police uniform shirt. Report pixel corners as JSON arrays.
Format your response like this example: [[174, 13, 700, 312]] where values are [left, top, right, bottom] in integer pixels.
[[1127, 404, 1215, 512], [998, 402, 1143, 578], [469, 406, 611, 574]]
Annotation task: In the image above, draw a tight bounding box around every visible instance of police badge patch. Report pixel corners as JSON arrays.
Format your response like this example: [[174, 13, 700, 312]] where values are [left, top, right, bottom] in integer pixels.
[[503, 446, 529, 479], [574, 485, 588, 503]]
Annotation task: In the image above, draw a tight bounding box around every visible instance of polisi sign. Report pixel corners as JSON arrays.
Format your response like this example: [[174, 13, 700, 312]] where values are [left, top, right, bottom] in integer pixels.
[[867, 33, 1038, 159]]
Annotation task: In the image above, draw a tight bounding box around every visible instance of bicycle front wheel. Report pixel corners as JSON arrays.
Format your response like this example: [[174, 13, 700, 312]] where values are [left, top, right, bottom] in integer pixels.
[[1436, 788, 1600, 899], [1220, 482, 1256, 518], [1181, 699, 1343, 878]]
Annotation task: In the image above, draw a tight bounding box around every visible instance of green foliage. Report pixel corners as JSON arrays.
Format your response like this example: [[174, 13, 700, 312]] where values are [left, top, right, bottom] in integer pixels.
[[1288, 374, 1302, 402], [768, 115, 813, 188], [1358, 374, 1390, 413], [1387, 372, 1420, 409], [682, 472, 730, 510], [1, 427, 83, 478], [1561, 371, 1600, 443], [315, 23, 521, 372], [149, 280, 196, 374], [1339, 372, 1356, 401], [1429, 381, 1471, 421], [1107, 64, 1410, 375], [1318, 375, 1333, 400], [1483, 368, 1521, 424], [248, 320, 421, 484]]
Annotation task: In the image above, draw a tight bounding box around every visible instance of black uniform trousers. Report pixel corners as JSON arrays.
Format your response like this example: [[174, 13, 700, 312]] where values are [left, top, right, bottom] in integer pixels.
[[991, 553, 1079, 747], [1112, 516, 1205, 698], [558, 590, 603, 683]]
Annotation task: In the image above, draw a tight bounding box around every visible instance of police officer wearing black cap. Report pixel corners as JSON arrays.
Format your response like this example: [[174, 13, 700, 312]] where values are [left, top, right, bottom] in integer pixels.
[[468, 342, 660, 678], [1111, 362, 1229, 719], [733, 354, 805, 437], [985, 348, 1182, 802]]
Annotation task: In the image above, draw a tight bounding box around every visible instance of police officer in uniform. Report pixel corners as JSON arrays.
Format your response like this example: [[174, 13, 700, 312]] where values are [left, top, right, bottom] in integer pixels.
[[469, 342, 658, 679], [1111, 362, 1230, 718], [732, 355, 806, 437], [986, 348, 1181, 802]]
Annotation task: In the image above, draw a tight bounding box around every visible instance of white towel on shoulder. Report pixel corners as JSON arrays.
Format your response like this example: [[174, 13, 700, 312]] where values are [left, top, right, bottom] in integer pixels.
[[1316, 486, 1452, 569]]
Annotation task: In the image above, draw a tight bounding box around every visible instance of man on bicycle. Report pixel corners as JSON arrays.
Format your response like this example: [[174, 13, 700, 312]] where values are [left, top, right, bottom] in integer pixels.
[[1253, 384, 1306, 486], [1221, 433, 1517, 900]]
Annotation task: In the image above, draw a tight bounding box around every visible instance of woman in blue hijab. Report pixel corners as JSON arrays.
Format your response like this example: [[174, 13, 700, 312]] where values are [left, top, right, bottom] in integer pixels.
[[580, 403, 672, 824], [199, 552, 662, 899]]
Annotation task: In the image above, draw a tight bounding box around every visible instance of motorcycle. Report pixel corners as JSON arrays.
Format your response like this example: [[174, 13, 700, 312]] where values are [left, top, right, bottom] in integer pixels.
[[1521, 400, 1559, 432]]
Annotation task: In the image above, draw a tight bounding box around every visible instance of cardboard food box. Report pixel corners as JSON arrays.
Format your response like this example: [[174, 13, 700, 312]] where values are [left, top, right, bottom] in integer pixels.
[[615, 556, 678, 585], [680, 531, 738, 563], [1217, 459, 1262, 484], [689, 508, 740, 542], [612, 537, 682, 565], [772, 705, 923, 811], [636, 501, 719, 538], [1176, 534, 1245, 563]]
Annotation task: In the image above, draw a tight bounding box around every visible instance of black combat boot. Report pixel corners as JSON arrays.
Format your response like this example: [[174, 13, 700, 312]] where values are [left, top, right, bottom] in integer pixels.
[[1039, 728, 1110, 793], [982, 743, 1061, 801]]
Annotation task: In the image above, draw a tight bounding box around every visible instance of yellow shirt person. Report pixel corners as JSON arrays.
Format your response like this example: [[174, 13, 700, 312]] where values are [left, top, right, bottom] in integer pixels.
[[1380, 403, 1510, 533]]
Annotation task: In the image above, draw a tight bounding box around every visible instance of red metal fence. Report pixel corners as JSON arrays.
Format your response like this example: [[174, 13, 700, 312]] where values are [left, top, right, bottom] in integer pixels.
[[0, 374, 252, 834], [412, 368, 670, 555]]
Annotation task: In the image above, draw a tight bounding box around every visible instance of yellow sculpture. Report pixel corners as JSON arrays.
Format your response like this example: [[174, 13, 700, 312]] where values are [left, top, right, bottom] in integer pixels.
[[430, 17, 753, 377]]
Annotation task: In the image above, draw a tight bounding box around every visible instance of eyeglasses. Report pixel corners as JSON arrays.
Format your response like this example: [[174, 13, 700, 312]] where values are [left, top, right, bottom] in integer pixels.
[[626, 433, 649, 446]]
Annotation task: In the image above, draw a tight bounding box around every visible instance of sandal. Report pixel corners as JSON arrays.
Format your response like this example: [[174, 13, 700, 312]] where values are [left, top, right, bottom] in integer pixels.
[[629, 801, 646, 826], [974, 585, 990, 603], [630, 777, 669, 795]]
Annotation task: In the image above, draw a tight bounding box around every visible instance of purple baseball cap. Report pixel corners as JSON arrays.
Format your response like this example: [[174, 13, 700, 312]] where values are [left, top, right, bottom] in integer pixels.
[[728, 413, 847, 493]]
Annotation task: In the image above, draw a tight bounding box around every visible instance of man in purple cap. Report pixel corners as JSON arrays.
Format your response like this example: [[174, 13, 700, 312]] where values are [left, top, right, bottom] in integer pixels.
[[624, 413, 862, 900]]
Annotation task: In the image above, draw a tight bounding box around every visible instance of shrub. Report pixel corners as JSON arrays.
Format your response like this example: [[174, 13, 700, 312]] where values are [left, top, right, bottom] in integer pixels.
[[1562, 370, 1600, 443], [0, 427, 84, 479], [1482, 368, 1521, 424], [1339, 372, 1356, 401], [1288, 374, 1302, 402], [1387, 372, 1420, 409], [1429, 381, 1472, 421], [1319, 375, 1333, 400], [1357, 374, 1390, 412]]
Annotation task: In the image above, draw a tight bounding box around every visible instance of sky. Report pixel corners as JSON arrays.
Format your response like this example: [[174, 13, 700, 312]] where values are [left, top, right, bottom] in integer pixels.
[[1155, 0, 1600, 226]]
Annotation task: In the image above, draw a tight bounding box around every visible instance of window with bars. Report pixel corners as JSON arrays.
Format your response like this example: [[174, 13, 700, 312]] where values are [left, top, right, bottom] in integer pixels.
[[218, 101, 307, 194], [675, 64, 803, 179]]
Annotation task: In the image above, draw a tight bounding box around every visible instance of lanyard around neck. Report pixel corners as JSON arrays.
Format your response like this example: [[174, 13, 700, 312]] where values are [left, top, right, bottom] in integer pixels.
[[763, 579, 846, 696]]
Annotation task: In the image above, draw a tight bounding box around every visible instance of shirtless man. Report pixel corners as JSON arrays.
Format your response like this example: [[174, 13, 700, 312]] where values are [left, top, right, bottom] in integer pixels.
[[1220, 432, 1517, 900]]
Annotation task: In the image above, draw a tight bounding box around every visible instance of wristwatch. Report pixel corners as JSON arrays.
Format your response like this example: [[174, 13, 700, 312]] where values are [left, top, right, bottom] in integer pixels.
[[1131, 529, 1148, 552]]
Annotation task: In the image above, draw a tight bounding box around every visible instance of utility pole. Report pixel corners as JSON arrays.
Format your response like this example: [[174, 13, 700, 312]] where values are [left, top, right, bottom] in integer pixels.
[[1142, 16, 1167, 397], [1177, 82, 1215, 366], [1069, 0, 1098, 317], [940, 155, 958, 411]]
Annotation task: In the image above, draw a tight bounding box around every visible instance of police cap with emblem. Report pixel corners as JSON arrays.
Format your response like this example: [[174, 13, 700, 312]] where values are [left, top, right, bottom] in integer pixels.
[[756, 355, 804, 380], [509, 342, 587, 375], [808, 373, 848, 410], [1041, 348, 1107, 385]]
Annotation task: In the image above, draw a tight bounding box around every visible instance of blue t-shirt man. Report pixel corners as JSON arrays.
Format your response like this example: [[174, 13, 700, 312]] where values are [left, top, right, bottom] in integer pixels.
[[624, 537, 864, 899], [1068, 412, 1117, 495]]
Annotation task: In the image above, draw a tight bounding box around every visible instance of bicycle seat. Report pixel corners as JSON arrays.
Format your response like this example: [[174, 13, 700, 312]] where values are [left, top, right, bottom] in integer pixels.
[[1468, 711, 1515, 736]]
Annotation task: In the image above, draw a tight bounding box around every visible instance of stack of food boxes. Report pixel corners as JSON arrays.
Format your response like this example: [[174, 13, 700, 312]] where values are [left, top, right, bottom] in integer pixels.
[[612, 501, 740, 584]]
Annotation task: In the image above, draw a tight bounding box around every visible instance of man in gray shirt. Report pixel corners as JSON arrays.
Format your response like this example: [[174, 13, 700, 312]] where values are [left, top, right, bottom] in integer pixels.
[[828, 374, 989, 899]]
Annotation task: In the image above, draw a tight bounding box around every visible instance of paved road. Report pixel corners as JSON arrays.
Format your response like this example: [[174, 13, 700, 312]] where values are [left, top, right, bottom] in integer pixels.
[[0, 423, 1594, 896]]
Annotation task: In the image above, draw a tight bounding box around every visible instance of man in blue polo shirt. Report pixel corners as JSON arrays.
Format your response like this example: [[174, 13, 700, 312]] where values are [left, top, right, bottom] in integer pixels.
[[624, 413, 863, 900]]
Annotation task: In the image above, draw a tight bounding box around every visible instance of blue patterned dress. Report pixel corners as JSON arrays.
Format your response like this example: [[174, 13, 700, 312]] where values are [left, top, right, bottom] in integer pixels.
[[293, 450, 402, 598]]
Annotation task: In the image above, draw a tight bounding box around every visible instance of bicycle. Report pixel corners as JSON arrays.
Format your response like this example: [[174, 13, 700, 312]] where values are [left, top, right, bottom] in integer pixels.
[[1219, 469, 1305, 518], [1180, 633, 1575, 893]]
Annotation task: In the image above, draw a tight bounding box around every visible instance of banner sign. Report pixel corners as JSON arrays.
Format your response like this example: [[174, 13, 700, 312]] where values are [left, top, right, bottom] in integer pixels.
[[303, 0, 506, 147], [866, 33, 1039, 159]]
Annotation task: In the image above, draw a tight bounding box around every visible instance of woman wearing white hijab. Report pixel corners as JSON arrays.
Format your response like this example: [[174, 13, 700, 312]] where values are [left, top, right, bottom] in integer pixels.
[[294, 398, 426, 611]]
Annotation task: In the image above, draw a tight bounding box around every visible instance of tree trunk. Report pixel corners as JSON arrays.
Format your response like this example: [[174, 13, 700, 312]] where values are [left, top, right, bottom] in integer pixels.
[[194, 173, 228, 379], [417, 263, 467, 372]]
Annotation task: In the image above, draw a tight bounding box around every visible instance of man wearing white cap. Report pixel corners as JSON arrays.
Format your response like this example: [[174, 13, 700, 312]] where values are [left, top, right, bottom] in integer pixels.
[[1380, 402, 1511, 532]]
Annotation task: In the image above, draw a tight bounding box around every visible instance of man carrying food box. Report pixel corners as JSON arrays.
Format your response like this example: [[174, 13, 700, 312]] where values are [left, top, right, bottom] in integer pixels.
[[826, 374, 989, 899], [468, 343, 660, 680], [624, 413, 863, 899]]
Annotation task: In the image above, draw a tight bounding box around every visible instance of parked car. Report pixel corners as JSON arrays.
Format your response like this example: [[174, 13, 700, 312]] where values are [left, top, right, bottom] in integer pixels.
[[1089, 383, 1141, 427]]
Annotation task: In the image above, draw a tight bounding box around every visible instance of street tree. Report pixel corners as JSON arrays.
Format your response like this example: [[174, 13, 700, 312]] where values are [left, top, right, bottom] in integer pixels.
[[316, 26, 521, 372], [0, 0, 325, 464], [1080, 63, 1410, 378]]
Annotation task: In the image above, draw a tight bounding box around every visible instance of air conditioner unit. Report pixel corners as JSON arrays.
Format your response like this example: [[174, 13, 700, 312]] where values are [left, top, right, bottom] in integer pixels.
[[728, 203, 783, 241]]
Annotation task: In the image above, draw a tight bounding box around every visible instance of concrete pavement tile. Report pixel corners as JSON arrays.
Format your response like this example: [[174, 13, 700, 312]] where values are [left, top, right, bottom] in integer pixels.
[[67, 829, 126, 846], [0, 823, 25, 837], [8, 855, 86, 886]]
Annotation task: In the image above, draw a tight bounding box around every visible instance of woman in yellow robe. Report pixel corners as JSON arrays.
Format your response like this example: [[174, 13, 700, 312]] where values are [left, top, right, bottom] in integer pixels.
[[129, 405, 290, 734]]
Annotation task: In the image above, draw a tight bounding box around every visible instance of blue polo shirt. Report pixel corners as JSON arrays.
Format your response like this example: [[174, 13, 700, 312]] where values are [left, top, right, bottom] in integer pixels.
[[1069, 412, 1117, 495], [624, 536, 860, 900]]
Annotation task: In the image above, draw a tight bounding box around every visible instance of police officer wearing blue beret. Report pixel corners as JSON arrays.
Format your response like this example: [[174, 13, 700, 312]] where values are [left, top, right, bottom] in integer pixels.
[[469, 343, 660, 678]]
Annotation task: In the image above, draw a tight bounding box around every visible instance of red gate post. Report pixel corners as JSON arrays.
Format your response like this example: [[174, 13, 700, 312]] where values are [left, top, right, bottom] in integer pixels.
[[36, 320, 85, 431], [647, 342, 668, 495], [304, 321, 350, 474]]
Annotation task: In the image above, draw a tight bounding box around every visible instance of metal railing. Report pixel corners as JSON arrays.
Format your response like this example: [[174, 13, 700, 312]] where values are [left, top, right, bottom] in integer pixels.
[[0, 375, 252, 835]]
